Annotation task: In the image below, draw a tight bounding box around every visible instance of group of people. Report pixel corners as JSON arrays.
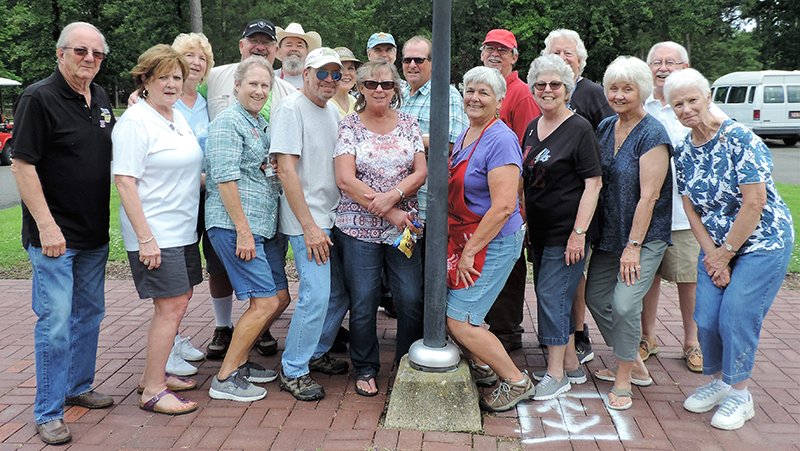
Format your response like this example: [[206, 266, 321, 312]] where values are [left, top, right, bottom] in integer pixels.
[[11, 18, 792, 445]]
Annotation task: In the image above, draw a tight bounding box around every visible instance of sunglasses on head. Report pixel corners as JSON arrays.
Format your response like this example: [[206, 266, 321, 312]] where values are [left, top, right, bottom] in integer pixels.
[[63, 46, 106, 60], [533, 81, 564, 91], [402, 57, 429, 65], [315, 69, 342, 81], [362, 80, 396, 90]]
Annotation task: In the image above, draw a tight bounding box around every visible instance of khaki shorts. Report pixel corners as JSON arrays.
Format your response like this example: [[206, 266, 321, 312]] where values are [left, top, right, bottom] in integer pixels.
[[657, 229, 700, 283]]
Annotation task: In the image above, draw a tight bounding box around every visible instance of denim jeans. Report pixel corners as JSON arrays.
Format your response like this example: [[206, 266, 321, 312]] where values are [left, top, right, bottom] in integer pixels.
[[695, 244, 793, 385], [531, 244, 587, 345], [282, 230, 348, 378], [334, 227, 423, 376], [27, 244, 108, 424]]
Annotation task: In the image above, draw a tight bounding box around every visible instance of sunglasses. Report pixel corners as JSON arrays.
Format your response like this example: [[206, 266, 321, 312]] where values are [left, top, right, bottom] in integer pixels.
[[63, 46, 106, 60], [362, 80, 396, 90], [315, 69, 342, 81], [533, 81, 564, 91], [402, 57, 429, 65]]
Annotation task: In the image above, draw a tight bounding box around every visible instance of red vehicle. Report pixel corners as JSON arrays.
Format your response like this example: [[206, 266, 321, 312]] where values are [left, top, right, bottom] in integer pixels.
[[0, 76, 21, 166]]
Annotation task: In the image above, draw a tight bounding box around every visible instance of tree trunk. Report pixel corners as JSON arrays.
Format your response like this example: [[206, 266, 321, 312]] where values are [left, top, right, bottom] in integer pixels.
[[189, 0, 203, 33]]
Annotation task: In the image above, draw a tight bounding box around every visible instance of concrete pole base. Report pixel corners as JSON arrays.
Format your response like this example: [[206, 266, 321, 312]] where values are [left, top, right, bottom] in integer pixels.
[[384, 355, 482, 432]]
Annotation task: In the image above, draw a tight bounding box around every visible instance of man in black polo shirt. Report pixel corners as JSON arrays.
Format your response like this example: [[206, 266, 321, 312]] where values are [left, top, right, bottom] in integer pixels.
[[12, 21, 115, 445]]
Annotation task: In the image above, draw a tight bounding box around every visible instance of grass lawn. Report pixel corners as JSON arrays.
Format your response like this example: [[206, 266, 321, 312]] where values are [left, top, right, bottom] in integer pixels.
[[1, 184, 798, 277]]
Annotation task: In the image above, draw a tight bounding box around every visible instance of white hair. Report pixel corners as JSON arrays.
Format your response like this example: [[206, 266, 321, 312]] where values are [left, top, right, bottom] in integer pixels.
[[602, 56, 653, 102], [56, 22, 108, 53], [542, 29, 587, 76], [463, 66, 507, 101], [527, 54, 576, 99], [663, 68, 710, 105], [646, 41, 690, 66]]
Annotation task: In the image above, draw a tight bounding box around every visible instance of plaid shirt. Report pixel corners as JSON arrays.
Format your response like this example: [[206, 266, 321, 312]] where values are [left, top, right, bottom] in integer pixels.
[[400, 80, 468, 220], [204, 101, 280, 238]]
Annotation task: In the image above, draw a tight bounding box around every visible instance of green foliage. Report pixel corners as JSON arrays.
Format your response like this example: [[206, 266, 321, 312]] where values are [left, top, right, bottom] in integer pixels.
[[741, 0, 800, 71], [776, 183, 800, 273]]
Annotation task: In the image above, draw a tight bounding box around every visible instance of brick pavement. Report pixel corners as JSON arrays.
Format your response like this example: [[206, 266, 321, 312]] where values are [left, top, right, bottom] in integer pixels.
[[0, 278, 798, 450]]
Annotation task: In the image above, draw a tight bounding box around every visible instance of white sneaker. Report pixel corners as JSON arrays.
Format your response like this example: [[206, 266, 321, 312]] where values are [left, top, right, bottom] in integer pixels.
[[174, 335, 206, 362], [711, 393, 755, 430], [166, 346, 198, 376], [684, 379, 730, 413]]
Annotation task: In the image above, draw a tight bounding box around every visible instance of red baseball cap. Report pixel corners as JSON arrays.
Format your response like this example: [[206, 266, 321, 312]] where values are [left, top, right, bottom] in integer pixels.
[[483, 29, 517, 49]]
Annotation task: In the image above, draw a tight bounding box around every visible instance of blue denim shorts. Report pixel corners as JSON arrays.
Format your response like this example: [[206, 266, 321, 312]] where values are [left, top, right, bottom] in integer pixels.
[[206, 227, 288, 300], [531, 244, 587, 345], [447, 226, 524, 325]]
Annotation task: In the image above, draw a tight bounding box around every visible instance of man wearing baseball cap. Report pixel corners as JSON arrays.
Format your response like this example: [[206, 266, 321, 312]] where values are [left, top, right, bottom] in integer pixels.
[[366, 32, 397, 63], [269, 47, 350, 401], [480, 28, 541, 353], [274, 22, 322, 89]]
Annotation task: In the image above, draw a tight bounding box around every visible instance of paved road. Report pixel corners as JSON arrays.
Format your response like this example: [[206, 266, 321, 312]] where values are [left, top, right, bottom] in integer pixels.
[[0, 142, 798, 210]]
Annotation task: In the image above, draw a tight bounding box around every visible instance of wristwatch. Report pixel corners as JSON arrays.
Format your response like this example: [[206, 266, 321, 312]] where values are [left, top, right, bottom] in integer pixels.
[[627, 239, 641, 248], [723, 241, 737, 253], [573, 227, 585, 235]]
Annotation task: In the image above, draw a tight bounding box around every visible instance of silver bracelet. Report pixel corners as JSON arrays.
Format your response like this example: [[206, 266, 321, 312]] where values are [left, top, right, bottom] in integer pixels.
[[394, 187, 405, 200], [138, 235, 155, 244]]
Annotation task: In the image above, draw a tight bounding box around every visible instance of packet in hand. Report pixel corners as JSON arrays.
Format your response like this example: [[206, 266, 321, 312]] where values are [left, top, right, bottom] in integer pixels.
[[392, 217, 423, 258]]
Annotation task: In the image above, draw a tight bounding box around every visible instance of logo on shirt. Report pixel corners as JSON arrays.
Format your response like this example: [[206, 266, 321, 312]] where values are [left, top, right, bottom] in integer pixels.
[[99, 107, 112, 128], [534, 148, 551, 164]]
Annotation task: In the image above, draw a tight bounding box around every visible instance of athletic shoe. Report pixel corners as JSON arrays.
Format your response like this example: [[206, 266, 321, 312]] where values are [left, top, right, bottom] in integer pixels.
[[533, 373, 571, 401], [684, 379, 731, 413], [174, 335, 205, 361], [479, 371, 535, 412], [206, 326, 233, 360], [309, 353, 349, 375], [279, 371, 325, 401], [166, 347, 198, 376], [255, 329, 278, 356], [575, 324, 594, 364], [711, 393, 755, 430], [532, 367, 587, 384], [209, 370, 267, 402], [239, 361, 278, 383], [469, 361, 498, 387]]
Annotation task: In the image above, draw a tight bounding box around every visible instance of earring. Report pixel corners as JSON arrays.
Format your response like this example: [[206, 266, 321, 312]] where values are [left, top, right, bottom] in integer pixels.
[[142, 88, 149, 99]]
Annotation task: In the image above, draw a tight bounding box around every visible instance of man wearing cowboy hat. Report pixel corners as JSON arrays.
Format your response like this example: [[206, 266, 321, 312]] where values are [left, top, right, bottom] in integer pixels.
[[275, 23, 322, 89]]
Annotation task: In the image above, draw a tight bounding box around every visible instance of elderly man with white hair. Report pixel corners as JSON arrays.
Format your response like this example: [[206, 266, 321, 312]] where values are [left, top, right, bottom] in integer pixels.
[[274, 22, 322, 89]]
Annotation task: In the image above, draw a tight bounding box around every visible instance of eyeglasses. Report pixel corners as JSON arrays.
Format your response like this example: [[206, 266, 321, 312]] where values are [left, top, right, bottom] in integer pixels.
[[552, 49, 576, 58], [247, 37, 276, 46], [363, 80, 396, 90], [649, 60, 684, 68], [315, 70, 342, 81], [62, 46, 106, 60], [482, 45, 512, 55], [532, 81, 564, 91], [402, 57, 429, 65]]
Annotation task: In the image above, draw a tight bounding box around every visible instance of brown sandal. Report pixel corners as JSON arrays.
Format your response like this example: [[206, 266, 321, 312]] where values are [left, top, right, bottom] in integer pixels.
[[139, 389, 197, 415]]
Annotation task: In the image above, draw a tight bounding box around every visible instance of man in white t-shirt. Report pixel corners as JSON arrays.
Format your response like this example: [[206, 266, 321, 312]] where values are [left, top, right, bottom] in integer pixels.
[[270, 48, 349, 401], [273, 23, 321, 89]]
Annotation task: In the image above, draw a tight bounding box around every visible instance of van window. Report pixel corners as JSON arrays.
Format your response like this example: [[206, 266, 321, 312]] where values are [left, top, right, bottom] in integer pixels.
[[787, 86, 800, 103], [748, 86, 755, 103], [727, 86, 748, 104], [763, 86, 785, 103], [714, 86, 728, 103]]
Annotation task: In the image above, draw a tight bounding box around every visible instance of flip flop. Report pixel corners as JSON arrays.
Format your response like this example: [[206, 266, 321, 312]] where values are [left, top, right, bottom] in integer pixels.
[[607, 386, 633, 411], [137, 374, 197, 394], [354, 374, 378, 397], [594, 367, 653, 387], [139, 389, 197, 415]]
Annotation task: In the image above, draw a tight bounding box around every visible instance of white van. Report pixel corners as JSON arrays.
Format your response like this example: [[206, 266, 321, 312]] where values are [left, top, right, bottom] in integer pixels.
[[711, 70, 800, 146]]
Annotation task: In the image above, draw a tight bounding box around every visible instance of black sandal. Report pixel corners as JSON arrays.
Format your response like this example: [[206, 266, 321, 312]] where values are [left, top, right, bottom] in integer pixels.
[[354, 373, 378, 397]]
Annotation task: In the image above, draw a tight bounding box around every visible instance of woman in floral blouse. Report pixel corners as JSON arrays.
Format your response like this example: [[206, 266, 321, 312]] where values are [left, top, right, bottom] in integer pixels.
[[333, 61, 427, 397], [665, 68, 794, 431]]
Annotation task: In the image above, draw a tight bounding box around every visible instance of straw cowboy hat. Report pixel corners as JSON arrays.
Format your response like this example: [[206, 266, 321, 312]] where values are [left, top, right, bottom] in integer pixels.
[[276, 23, 322, 51]]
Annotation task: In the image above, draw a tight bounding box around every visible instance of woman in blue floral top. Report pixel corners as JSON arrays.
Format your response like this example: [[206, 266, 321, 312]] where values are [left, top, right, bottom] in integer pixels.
[[665, 68, 794, 431], [585, 56, 672, 411]]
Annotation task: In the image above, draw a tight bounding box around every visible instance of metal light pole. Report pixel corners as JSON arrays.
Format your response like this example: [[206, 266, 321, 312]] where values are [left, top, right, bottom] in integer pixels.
[[407, 0, 460, 372]]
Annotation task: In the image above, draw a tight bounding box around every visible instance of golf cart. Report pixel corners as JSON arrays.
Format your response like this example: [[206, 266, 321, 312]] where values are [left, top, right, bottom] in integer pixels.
[[1, 76, 21, 166]]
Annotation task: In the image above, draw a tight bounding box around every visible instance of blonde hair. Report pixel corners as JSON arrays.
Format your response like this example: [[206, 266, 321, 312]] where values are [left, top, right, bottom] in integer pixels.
[[172, 33, 215, 83]]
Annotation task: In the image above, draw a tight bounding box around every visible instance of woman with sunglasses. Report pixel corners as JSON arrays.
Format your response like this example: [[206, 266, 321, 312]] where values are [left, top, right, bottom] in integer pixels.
[[522, 55, 602, 401], [333, 61, 427, 397], [445, 66, 528, 412], [585, 56, 672, 410]]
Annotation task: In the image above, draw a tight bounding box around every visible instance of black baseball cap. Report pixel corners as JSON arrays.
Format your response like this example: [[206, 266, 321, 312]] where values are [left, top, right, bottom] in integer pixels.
[[242, 20, 277, 40]]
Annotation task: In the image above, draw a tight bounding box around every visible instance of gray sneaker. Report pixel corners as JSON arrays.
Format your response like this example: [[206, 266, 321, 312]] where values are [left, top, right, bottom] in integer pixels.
[[209, 370, 267, 402], [479, 371, 535, 412], [239, 361, 278, 383], [532, 367, 587, 384], [279, 371, 325, 401], [470, 361, 498, 387], [533, 373, 571, 401]]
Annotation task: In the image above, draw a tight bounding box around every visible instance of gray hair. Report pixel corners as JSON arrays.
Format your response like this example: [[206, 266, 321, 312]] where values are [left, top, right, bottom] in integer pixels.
[[664, 68, 710, 105], [56, 22, 109, 53], [542, 29, 587, 76], [602, 56, 653, 102], [403, 36, 432, 58], [463, 66, 507, 101], [234, 55, 274, 84], [646, 41, 690, 66], [527, 54, 576, 99], [354, 61, 403, 112]]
